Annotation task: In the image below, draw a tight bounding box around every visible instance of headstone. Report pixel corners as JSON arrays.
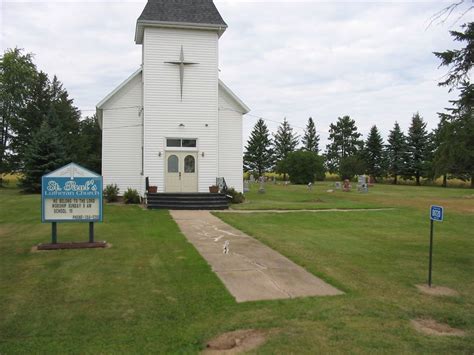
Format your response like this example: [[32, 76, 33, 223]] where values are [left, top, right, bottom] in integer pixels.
[[335, 181, 341, 190], [358, 175, 367, 185], [343, 179, 351, 192], [273, 176, 276, 184], [357, 175, 368, 193], [249, 175, 255, 183], [307, 182, 313, 191], [243, 180, 250, 193], [258, 176, 265, 193]]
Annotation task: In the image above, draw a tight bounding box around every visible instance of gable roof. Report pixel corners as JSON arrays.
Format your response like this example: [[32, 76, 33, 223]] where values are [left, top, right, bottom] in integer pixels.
[[219, 79, 250, 114], [96, 68, 249, 130], [135, 0, 227, 44], [96, 68, 142, 128]]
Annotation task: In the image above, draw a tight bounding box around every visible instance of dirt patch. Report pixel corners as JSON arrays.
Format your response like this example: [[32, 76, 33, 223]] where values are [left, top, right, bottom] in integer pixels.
[[203, 329, 274, 354], [411, 319, 465, 337], [416, 284, 459, 297]]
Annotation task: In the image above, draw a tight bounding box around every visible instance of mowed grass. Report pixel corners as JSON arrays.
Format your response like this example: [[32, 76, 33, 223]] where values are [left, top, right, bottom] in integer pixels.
[[1, 184, 473, 353], [234, 182, 474, 213]]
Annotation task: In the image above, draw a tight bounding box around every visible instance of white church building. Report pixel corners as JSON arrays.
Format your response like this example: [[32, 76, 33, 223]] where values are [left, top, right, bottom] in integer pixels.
[[97, 0, 249, 196]]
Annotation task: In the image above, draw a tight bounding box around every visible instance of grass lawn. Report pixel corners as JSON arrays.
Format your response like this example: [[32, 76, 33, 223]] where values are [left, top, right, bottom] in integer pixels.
[[1, 183, 473, 353]]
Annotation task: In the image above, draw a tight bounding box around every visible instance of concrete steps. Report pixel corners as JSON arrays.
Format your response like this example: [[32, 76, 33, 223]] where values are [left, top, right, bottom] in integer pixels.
[[146, 193, 229, 210]]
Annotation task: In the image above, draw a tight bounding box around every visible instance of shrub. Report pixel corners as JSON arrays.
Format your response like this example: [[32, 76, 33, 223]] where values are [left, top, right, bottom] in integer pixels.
[[284, 151, 325, 184], [339, 156, 365, 180], [123, 188, 141, 204], [226, 187, 245, 204], [103, 184, 120, 202]]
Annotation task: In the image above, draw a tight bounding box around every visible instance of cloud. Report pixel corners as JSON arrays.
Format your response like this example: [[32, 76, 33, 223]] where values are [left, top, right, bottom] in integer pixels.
[[2, 0, 470, 148]]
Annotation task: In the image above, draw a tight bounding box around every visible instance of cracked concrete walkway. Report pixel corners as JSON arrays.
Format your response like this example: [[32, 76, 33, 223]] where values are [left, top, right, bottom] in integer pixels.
[[170, 210, 343, 302]]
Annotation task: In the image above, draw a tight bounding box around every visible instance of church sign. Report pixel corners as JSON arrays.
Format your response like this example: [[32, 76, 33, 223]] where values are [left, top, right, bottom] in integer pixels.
[[42, 163, 103, 223]]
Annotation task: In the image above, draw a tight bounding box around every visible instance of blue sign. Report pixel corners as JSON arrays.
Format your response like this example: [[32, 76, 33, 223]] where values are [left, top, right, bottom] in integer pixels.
[[41, 163, 103, 222], [430, 205, 443, 222]]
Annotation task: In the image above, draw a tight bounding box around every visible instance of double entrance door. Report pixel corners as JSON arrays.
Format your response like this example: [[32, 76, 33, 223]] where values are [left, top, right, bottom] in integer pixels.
[[165, 152, 198, 192]]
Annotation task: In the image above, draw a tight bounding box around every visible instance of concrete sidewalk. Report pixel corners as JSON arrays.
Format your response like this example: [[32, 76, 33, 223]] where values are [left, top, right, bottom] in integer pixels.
[[170, 210, 343, 302]]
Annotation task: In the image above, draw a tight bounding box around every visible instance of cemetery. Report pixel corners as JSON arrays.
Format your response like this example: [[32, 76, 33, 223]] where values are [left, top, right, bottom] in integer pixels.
[[0, 180, 473, 353]]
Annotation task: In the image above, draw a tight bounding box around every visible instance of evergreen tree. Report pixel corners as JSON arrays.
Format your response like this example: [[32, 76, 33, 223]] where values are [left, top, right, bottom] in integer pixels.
[[406, 113, 429, 185], [434, 23, 474, 188], [273, 118, 299, 180], [325, 115, 363, 173], [49, 75, 82, 162], [19, 108, 67, 193], [76, 115, 102, 173], [386, 122, 407, 185], [433, 22, 473, 90], [301, 117, 319, 153], [363, 125, 385, 182], [434, 82, 474, 187], [244, 119, 273, 177]]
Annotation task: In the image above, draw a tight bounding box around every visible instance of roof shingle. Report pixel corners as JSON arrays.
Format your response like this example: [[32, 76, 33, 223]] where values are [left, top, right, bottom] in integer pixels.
[[137, 0, 227, 27]]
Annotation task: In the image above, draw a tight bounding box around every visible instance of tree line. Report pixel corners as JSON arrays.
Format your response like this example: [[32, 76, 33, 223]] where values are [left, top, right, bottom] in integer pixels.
[[0, 48, 101, 192], [244, 23, 473, 188]]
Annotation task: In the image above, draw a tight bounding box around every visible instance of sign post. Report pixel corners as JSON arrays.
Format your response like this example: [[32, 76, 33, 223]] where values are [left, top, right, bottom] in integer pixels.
[[40, 163, 104, 250], [428, 205, 443, 287]]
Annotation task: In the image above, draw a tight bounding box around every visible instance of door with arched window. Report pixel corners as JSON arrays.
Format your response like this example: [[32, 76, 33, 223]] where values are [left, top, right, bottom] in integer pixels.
[[165, 152, 198, 192]]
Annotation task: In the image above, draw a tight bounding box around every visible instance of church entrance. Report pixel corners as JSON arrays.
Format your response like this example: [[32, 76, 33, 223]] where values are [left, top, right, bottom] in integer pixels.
[[165, 152, 198, 192]]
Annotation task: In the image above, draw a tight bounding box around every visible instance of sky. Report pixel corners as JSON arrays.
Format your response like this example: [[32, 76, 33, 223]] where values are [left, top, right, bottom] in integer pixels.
[[1, 0, 473, 149]]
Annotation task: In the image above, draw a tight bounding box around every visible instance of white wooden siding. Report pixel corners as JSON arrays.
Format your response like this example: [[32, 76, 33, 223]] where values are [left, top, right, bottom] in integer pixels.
[[218, 88, 243, 192], [101, 72, 144, 195], [143, 27, 219, 192]]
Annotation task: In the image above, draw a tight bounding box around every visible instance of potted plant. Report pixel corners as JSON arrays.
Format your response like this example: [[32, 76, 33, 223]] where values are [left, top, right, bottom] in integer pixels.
[[148, 185, 158, 193], [209, 185, 219, 193]]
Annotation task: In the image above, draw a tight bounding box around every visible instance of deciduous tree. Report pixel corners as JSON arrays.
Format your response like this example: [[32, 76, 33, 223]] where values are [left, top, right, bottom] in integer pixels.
[[0, 48, 37, 183]]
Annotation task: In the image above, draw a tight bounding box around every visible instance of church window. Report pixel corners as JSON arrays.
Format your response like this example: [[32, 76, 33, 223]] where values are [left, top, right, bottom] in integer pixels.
[[182, 139, 197, 148], [166, 138, 197, 148], [167, 139, 181, 147], [184, 155, 195, 173], [167, 155, 179, 172]]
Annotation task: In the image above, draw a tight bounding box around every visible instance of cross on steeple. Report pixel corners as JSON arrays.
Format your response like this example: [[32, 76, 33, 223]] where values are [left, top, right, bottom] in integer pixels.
[[164, 46, 198, 101]]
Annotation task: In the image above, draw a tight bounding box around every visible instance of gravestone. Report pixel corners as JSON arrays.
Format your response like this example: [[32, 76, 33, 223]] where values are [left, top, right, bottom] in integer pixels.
[[335, 181, 341, 190], [249, 175, 255, 183], [357, 175, 368, 193], [307, 182, 313, 191], [258, 176, 265, 194], [343, 179, 351, 192], [243, 180, 250, 193]]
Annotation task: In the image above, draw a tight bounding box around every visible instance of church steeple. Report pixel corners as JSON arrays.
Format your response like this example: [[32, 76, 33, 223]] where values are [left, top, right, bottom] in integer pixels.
[[135, 0, 227, 44]]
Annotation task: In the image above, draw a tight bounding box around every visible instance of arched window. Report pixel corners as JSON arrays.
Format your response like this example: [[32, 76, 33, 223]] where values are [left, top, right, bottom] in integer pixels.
[[167, 155, 179, 173], [184, 155, 195, 173]]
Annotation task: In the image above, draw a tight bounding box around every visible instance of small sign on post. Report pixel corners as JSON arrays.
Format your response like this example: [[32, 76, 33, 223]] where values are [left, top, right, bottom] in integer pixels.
[[428, 205, 444, 287], [39, 163, 105, 250]]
